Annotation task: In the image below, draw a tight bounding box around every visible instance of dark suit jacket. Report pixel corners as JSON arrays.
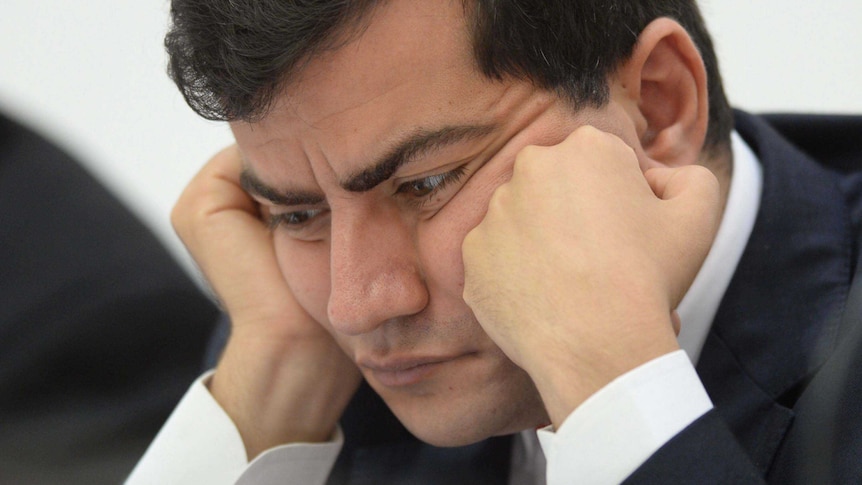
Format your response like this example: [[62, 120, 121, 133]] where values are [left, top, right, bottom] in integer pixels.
[[204, 111, 862, 484], [0, 113, 219, 484], [624, 112, 862, 484]]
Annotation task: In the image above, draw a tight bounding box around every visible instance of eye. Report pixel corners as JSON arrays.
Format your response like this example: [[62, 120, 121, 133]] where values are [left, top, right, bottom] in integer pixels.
[[396, 166, 468, 200], [267, 208, 328, 235]]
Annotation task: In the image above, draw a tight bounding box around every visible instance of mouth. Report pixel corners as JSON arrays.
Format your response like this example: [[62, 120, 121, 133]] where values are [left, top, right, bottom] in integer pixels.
[[359, 353, 473, 388]]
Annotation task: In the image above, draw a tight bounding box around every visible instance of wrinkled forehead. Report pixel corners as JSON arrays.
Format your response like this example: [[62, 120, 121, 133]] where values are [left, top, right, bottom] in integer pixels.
[[280, 0, 478, 126], [231, 0, 506, 183]]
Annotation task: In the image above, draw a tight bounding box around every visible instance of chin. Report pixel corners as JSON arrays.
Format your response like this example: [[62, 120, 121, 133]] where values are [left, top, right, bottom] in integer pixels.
[[383, 387, 549, 448], [400, 410, 544, 448], [405, 421, 490, 448]]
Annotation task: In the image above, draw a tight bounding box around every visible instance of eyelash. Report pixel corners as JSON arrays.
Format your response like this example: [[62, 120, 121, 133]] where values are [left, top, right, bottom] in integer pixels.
[[267, 208, 327, 231], [268, 165, 469, 232], [395, 165, 468, 207]]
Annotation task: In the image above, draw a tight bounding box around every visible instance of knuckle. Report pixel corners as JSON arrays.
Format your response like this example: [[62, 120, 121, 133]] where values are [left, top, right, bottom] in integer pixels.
[[565, 125, 604, 146], [486, 183, 510, 214], [171, 183, 209, 239], [513, 144, 545, 173], [567, 125, 630, 153], [691, 165, 719, 187], [461, 226, 479, 253], [170, 197, 191, 233], [681, 165, 720, 199], [462, 283, 475, 306]]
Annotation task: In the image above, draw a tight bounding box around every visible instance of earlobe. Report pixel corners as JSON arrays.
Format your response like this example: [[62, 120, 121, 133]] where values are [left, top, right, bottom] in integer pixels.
[[615, 18, 709, 167]]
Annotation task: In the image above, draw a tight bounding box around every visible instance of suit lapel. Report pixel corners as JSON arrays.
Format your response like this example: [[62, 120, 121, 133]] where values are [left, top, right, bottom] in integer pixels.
[[697, 111, 854, 472]]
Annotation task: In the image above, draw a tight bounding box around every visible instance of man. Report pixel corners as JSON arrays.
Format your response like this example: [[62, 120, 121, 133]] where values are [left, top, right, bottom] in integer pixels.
[[129, 0, 862, 483]]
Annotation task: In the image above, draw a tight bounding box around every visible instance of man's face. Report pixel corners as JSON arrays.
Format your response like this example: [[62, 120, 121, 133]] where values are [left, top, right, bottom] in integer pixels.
[[231, 0, 637, 446]]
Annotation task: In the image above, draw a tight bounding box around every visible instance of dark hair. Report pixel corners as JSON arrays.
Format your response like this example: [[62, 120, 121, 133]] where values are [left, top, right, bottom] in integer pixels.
[[166, 0, 732, 151]]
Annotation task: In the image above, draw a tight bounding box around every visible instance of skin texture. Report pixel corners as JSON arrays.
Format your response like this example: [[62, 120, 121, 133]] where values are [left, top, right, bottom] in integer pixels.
[[462, 128, 720, 427], [172, 0, 726, 458]]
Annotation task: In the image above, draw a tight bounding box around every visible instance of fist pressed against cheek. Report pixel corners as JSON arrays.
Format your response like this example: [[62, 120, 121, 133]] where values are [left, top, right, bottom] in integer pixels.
[[461, 126, 720, 425]]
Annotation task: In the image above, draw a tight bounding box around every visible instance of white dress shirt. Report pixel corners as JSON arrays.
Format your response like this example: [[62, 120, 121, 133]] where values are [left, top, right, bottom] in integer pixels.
[[127, 132, 763, 485], [536, 131, 763, 483]]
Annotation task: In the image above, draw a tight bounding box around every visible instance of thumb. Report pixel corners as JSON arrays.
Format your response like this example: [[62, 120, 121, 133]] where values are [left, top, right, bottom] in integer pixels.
[[644, 165, 719, 203]]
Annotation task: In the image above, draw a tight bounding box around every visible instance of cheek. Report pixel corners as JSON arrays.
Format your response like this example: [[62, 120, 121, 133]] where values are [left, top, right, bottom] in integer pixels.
[[419, 166, 511, 296], [273, 233, 332, 325]]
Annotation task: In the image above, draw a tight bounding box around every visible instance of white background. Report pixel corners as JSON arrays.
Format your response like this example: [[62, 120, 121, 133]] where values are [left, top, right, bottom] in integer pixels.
[[1, 0, 860, 273]]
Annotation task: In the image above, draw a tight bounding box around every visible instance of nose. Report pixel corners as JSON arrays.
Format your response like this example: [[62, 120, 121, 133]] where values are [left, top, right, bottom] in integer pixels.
[[327, 206, 428, 335]]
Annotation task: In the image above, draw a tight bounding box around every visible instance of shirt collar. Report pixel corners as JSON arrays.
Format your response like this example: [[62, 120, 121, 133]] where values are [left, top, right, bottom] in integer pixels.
[[676, 131, 764, 363]]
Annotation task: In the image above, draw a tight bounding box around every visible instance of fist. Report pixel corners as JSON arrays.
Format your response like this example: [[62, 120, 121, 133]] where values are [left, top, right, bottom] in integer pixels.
[[462, 126, 720, 419]]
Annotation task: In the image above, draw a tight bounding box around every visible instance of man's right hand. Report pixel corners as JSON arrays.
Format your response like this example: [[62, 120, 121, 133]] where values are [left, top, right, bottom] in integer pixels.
[[172, 146, 361, 459]]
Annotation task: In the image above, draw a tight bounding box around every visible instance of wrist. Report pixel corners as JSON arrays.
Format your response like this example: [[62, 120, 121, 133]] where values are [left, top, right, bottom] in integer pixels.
[[211, 335, 360, 459], [526, 329, 680, 428]]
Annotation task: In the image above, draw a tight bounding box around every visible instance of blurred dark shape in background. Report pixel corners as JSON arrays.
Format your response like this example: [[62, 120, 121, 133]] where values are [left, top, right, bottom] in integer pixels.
[[0, 112, 218, 484]]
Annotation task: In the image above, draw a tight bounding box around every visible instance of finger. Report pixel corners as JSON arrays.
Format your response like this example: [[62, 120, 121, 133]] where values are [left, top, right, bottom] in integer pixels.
[[644, 165, 721, 242], [202, 143, 242, 173], [199, 145, 259, 215], [670, 310, 681, 336], [644, 165, 718, 202], [172, 145, 259, 234]]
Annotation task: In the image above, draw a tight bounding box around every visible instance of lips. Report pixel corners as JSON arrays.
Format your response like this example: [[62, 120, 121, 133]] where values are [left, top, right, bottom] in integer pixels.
[[359, 354, 471, 387]]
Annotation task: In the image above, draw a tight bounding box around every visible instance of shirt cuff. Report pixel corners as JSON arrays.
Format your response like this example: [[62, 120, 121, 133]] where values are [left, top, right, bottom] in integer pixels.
[[237, 428, 343, 485], [126, 371, 343, 485], [536, 350, 713, 485]]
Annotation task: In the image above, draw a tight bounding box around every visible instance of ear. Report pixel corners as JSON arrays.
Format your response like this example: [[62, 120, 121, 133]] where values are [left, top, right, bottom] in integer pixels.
[[613, 18, 709, 167]]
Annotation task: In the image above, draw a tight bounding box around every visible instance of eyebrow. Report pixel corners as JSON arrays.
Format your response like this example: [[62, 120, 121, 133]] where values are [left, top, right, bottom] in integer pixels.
[[240, 169, 325, 206], [240, 123, 496, 205], [342, 124, 495, 192]]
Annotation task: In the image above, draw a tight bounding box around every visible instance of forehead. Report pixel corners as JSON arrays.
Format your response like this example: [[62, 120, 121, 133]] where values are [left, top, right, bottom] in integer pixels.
[[287, 0, 475, 121], [231, 0, 516, 179]]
